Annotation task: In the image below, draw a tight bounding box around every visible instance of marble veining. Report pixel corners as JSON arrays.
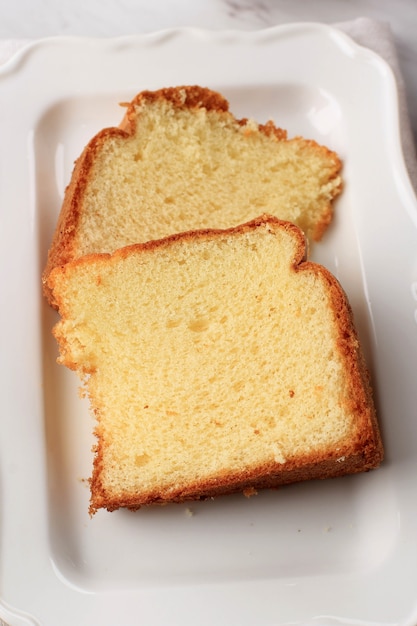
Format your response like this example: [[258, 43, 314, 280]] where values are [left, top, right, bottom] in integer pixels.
[[222, 0, 272, 27]]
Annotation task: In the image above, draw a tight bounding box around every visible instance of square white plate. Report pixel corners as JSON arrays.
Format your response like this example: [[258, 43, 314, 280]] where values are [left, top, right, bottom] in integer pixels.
[[1, 24, 417, 626]]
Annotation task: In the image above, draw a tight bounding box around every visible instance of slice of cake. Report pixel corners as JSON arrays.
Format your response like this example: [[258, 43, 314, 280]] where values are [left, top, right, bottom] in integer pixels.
[[43, 85, 342, 306], [47, 215, 383, 514]]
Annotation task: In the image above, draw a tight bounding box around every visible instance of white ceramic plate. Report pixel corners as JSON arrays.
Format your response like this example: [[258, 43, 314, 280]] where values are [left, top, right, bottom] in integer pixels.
[[1, 24, 417, 626]]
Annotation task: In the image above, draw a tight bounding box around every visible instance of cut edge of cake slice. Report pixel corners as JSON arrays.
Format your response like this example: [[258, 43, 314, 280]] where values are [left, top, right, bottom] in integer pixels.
[[47, 215, 383, 514]]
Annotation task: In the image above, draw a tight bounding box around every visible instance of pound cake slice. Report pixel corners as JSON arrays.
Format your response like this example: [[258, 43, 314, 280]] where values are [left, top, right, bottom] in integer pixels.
[[48, 215, 383, 514], [43, 85, 342, 306]]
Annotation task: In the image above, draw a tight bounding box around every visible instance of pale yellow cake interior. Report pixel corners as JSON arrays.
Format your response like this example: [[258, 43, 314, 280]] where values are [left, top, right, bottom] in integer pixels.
[[51, 221, 357, 501], [75, 98, 341, 255]]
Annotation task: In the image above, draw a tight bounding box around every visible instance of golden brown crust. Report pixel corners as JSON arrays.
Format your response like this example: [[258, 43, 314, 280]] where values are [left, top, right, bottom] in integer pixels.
[[42, 85, 341, 307], [89, 421, 382, 513], [48, 216, 306, 314], [90, 451, 380, 513], [43, 86, 234, 306], [42, 127, 127, 307], [124, 85, 230, 121], [299, 262, 383, 470], [47, 214, 383, 514]]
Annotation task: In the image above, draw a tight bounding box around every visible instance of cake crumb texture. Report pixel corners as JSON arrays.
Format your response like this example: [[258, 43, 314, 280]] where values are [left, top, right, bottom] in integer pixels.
[[43, 85, 342, 306], [48, 216, 383, 514]]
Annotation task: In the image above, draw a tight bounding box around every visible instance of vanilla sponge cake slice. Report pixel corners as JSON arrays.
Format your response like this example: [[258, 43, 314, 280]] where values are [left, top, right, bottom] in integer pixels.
[[43, 85, 342, 306], [48, 215, 383, 513]]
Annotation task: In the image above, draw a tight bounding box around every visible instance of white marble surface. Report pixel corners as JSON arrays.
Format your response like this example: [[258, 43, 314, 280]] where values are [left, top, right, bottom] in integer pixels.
[[1, 0, 416, 151]]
